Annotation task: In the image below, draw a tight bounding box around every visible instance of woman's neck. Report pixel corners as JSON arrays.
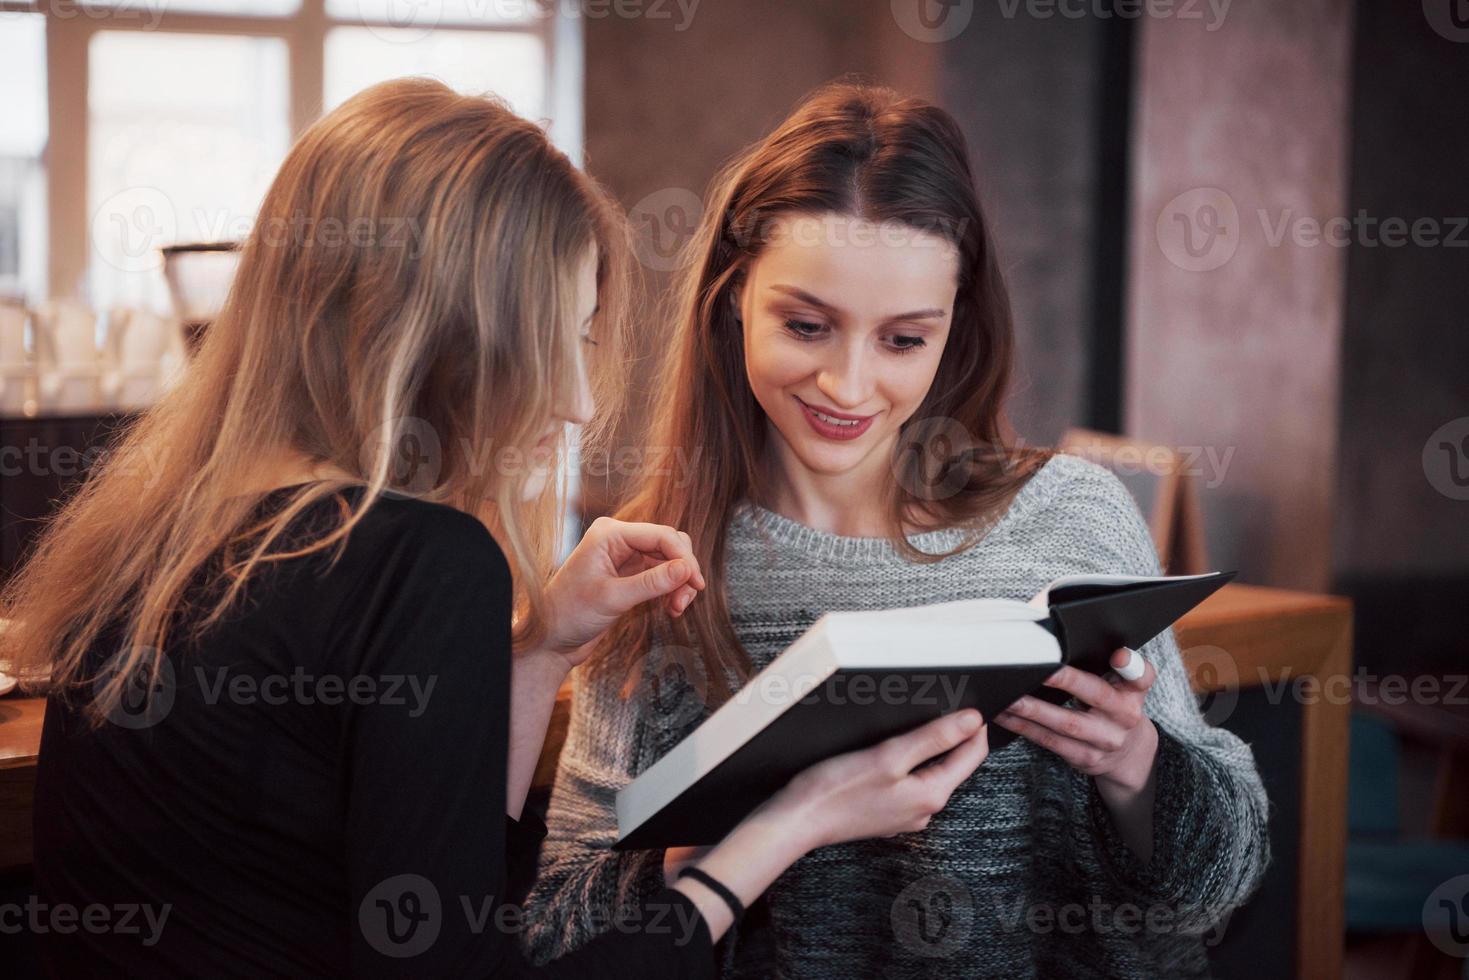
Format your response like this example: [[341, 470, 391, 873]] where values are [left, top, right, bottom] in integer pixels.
[[244, 451, 357, 497], [759, 432, 902, 538]]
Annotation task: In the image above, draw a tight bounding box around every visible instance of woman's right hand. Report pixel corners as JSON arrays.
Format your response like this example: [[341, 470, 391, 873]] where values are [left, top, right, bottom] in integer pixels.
[[667, 709, 989, 941], [534, 517, 706, 667], [765, 708, 989, 850]]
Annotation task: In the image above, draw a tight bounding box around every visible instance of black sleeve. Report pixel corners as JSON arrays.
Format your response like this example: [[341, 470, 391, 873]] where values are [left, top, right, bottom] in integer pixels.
[[335, 508, 715, 978]]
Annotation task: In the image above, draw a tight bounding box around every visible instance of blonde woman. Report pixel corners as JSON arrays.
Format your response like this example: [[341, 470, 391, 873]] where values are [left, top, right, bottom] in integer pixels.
[[2, 79, 992, 977]]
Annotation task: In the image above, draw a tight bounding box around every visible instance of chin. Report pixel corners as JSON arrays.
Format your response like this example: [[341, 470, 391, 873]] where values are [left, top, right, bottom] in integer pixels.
[[777, 421, 881, 476]]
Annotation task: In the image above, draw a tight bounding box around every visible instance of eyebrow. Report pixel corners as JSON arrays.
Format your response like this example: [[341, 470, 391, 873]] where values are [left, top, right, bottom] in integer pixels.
[[768, 284, 947, 323]]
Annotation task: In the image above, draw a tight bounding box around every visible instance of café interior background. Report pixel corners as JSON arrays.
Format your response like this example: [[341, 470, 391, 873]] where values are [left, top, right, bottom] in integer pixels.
[[0, 1, 1465, 977]]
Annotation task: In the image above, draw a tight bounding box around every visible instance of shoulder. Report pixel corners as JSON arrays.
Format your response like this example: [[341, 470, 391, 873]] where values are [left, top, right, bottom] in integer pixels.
[[1029, 452, 1141, 512], [348, 490, 507, 567], [1016, 452, 1161, 576], [315, 490, 516, 674], [311, 488, 514, 613]]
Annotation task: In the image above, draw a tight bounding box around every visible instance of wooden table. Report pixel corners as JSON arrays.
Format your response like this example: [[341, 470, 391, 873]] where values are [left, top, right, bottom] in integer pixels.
[[0, 583, 1352, 976], [1174, 583, 1353, 980], [0, 695, 45, 871]]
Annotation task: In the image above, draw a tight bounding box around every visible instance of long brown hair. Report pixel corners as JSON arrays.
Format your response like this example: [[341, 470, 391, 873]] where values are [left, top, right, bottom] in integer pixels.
[[597, 80, 1051, 702], [1, 78, 631, 722]]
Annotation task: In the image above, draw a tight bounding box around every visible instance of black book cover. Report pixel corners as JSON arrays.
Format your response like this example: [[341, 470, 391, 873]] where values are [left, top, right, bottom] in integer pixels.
[[985, 570, 1238, 751], [614, 571, 1235, 850]]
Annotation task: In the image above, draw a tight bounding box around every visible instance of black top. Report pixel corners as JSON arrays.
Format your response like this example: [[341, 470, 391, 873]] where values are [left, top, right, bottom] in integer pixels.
[[32, 486, 714, 977]]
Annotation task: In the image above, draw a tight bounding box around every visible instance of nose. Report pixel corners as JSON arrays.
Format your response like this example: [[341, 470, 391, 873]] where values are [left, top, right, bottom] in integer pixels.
[[814, 335, 875, 410], [553, 348, 596, 427]]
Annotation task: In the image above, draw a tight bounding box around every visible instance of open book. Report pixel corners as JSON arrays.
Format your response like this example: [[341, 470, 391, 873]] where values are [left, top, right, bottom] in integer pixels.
[[613, 570, 1235, 850]]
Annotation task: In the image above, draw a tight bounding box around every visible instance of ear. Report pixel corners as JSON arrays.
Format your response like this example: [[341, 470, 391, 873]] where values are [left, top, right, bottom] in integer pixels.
[[727, 276, 745, 325]]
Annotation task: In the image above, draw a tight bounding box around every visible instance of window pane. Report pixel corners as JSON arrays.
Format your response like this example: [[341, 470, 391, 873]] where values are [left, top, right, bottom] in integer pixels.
[[79, 0, 301, 16], [324, 26, 545, 121], [329, 0, 537, 27], [0, 13, 48, 301], [88, 32, 290, 311]]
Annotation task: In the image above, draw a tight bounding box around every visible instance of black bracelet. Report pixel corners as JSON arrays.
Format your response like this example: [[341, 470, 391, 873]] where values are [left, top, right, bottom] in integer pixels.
[[677, 866, 745, 922]]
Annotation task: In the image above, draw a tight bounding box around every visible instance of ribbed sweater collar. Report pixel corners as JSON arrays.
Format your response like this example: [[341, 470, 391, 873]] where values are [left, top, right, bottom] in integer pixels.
[[731, 454, 1063, 564]]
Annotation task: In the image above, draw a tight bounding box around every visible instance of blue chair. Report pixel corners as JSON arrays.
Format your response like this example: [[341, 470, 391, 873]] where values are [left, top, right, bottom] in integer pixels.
[[1346, 708, 1469, 978]]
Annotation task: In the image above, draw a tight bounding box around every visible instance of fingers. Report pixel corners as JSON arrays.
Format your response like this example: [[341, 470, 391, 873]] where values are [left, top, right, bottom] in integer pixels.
[[1109, 646, 1154, 689], [887, 709, 983, 773], [1041, 665, 1124, 713], [1042, 652, 1152, 715], [617, 557, 696, 609], [594, 518, 706, 590], [586, 518, 706, 617], [997, 694, 1125, 752], [914, 723, 989, 795], [990, 709, 1097, 768]]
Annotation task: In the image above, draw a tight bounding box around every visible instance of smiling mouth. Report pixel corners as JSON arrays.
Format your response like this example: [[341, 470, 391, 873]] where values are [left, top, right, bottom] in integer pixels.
[[794, 396, 877, 441], [810, 408, 863, 427]]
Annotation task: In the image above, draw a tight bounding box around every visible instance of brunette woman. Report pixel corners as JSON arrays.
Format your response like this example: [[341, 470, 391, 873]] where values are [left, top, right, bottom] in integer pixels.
[[525, 82, 1270, 978]]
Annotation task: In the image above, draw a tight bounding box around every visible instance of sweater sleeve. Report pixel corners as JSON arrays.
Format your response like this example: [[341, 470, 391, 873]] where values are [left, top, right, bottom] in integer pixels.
[[337, 508, 713, 978], [520, 655, 676, 964], [1038, 461, 1272, 933]]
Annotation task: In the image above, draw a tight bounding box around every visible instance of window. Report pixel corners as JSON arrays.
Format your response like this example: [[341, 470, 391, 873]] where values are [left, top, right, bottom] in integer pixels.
[[88, 31, 291, 309], [79, 0, 302, 13], [0, 13, 48, 302], [27, 0, 577, 313], [323, 27, 545, 118]]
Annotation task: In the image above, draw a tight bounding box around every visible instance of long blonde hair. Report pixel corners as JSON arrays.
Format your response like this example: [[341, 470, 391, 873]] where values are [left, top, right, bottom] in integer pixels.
[[595, 81, 1051, 702], [1, 78, 630, 722]]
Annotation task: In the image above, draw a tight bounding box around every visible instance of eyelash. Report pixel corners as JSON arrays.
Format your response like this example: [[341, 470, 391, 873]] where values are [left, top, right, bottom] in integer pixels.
[[581, 335, 599, 347], [782, 319, 927, 355]]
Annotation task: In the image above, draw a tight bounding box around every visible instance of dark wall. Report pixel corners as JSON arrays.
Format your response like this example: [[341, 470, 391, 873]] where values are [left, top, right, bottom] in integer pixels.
[[1333, 0, 1469, 675], [1123, 0, 1356, 592], [936, 8, 1127, 445]]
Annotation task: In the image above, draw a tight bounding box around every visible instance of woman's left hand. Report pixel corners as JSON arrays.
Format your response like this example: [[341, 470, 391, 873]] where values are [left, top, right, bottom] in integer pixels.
[[534, 517, 706, 668], [993, 647, 1160, 794]]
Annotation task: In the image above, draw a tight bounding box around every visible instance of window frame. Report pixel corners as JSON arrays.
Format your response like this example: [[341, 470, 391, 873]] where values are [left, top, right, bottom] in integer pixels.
[[14, 0, 578, 299]]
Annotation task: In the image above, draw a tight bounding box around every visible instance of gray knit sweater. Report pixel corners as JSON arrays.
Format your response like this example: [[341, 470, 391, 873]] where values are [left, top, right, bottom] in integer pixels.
[[523, 453, 1271, 978]]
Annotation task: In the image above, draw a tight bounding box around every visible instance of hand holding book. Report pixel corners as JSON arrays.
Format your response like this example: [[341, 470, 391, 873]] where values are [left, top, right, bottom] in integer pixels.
[[663, 708, 991, 941], [995, 646, 1157, 782], [995, 646, 1161, 860]]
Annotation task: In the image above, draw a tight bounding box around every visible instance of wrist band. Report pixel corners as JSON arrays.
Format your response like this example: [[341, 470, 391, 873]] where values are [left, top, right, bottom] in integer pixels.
[[678, 866, 745, 922]]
